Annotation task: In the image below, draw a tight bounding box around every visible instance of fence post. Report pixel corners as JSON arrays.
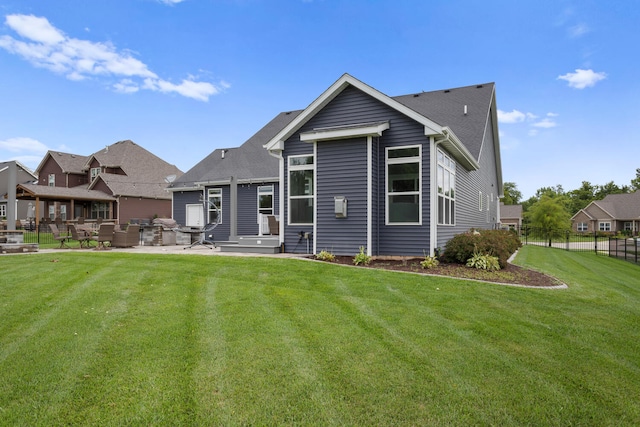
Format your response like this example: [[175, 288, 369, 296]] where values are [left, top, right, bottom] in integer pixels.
[[565, 230, 570, 251], [594, 230, 598, 254]]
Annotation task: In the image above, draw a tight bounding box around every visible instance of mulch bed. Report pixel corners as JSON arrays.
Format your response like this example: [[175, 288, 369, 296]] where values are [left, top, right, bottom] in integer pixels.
[[317, 256, 564, 288]]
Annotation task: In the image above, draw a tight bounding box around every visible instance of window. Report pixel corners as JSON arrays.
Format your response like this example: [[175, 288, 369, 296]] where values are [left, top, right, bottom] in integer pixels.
[[599, 222, 611, 232], [91, 167, 100, 180], [577, 222, 588, 232], [437, 148, 455, 225], [91, 202, 109, 219], [258, 185, 274, 217], [387, 146, 421, 224], [60, 205, 67, 221], [624, 222, 633, 232], [48, 174, 55, 187], [49, 205, 55, 220], [479, 191, 483, 211], [288, 155, 314, 224], [0, 204, 5, 218], [208, 188, 222, 224]]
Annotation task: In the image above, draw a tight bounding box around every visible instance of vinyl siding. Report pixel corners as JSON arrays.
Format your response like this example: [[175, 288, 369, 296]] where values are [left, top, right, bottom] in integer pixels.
[[437, 107, 500, 249], [237, 182, 279, 236], [172, 190, 201, 226], [316, 138, 368, 254]]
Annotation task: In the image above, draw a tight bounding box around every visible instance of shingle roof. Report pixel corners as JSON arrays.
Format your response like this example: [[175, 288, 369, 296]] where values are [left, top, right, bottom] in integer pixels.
[[393, 83, 495, 160], [38, 151, 88, 174], [593, 190, 640, 220], [17, 183, 116, 201], [500, 203, 523, 219], [171, 111, 301, 188]]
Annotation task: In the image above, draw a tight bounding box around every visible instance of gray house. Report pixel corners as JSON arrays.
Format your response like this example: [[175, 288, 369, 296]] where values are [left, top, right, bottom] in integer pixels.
[[168, 111, 300, 241], [0, 161, 38, 229], [264, 74, 503, 256]]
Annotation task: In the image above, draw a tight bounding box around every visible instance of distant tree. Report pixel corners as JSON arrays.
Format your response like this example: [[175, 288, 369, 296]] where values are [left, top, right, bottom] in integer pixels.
[[526, 195, 571, 247], [631, 168, 640, 192], [595, 181, 628, 199], [502, 182, 522, 205], [523, 185, 568, 214], [567, 181, 597, 214]]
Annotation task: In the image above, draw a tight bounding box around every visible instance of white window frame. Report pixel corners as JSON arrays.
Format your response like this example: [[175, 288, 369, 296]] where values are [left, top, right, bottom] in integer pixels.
[[208, 188, 222, 224], [0, 204, 6, 218], [437, 148, 456, 225], [599, 221, 611, 232], [577, 222, 588, 232], [48, 174, 55, 187], [386, 145, 422, 225], [48, 205, 55, 220], [624, 222, 632, 231], [288, 155, 314, 225], [90, 167, 101, 181], [60, 205, 67, 221], [257, 185, 274, 219]]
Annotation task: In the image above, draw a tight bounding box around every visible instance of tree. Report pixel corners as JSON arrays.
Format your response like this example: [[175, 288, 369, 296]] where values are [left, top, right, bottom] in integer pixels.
[[525, 195, 571, 247], [631, 168, 640, 192], [567, 181, 597, 214], [502, 182, 522, 205], [595, 181, 628, 199]]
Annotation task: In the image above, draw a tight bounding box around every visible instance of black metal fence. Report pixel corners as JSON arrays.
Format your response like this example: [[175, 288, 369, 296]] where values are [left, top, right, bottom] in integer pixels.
[[520, 226, 608, 254], [609, 237, 639, 265]]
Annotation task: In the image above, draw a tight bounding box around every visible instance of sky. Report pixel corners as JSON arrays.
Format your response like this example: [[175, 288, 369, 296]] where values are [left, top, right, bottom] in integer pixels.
[[0, 0, 638, 200]]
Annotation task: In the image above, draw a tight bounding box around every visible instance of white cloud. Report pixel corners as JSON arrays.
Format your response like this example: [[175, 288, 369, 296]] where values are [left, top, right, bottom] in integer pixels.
[[532, 118, 557, 129], [558, 69, 606, 89], [498, 109, 526, 123], [569, 23, 589, 38], [0, 137, 49, 155], [158, 0, 186, 4], [0, 14, 225, 101]]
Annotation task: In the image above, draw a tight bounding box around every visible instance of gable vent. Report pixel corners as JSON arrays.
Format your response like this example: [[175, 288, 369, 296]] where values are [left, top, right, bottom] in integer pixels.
[[476, 84, 483, 88]]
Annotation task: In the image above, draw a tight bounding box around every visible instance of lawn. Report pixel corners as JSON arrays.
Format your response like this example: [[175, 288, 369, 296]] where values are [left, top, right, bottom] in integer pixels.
[[1, 246, 639, 425]]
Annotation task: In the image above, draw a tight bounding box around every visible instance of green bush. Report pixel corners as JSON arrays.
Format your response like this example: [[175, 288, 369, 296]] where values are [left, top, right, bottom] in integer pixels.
[[420, 255, 440, 269], [353, 246, 371, 266], [316, 250, 336, 262], [466, 251, 501, 271], [442, 229, 521, 268]]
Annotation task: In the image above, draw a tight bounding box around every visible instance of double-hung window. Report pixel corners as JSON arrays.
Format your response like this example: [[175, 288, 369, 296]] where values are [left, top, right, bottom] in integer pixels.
[[437, 149, 456, 225], [288, 155, 314, 224], [258, 185, 274, 217], [387, 145, 421, 224], [599, 222, 611, 232], [208, 188, 222, 224], [91, 167, 100, 181], [577, 222, 588, 232], [48, 174, 55, 187]]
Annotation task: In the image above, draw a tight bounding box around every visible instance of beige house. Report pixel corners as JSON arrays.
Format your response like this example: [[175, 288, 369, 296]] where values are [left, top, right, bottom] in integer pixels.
[[499, 202, 522, 231], [571, 190, 640, 235]]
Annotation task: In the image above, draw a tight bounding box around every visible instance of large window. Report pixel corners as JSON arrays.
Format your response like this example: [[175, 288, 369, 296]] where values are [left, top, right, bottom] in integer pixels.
[[387, 146, 421, 224], [437, 148, 456, 225], [91, 202, 109, 219], [208, 188, 222, 224], [577, 222, 588, 232], [48, 174, 55, 187], [288, 155, 314, 224], [258, 185, 274, 217], [599, 222, 611, 232]]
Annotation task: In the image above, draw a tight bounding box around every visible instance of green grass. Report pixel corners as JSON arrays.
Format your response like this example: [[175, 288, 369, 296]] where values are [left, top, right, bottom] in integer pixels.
[[1, 247, 639, 425]]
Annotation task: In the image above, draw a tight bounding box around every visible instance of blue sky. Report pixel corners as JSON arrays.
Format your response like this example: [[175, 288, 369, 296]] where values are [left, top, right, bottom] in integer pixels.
[[0, 0, 637, 200]]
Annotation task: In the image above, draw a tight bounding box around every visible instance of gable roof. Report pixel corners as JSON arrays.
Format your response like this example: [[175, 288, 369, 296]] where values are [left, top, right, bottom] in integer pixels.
[[86, 140, 183, 199], [573, 190, 640, 221], [263, 73, 498, 171], [16, 183, 116, 202], [170, 111, 301, 189], [500, 203, 523, 219], [36, 151, 88, 175]]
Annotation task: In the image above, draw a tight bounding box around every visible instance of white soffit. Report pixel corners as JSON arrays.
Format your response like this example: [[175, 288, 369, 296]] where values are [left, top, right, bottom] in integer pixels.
[[300, 121, 389, 143]]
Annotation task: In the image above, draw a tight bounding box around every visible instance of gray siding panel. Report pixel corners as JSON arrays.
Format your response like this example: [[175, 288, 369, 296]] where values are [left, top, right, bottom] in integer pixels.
[[172, 190, 201, 226], [236, 181, 279, 236], [316, 138, 368, 255]]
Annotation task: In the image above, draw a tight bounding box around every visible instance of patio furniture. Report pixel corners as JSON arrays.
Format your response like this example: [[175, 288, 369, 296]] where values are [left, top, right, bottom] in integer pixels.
[[92, 223, 115, 249], [267, 215, 279, 235], [112, 224, 140, 248], [49, 223, 70, 248], [69, 224, 93, 248]]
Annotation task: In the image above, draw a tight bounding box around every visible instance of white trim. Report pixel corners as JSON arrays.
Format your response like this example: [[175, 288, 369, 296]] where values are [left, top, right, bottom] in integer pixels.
[[264, 73, 443, 152], [385, 144, 422, 226], [300, 121, 389, 143], [367, 136, 373, 256], [430, 138, 438, 257], [313, 142, 317, 255], [287, 153, 315, 226]]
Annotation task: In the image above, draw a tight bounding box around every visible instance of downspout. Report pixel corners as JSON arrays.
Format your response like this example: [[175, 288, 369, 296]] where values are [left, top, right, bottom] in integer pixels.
[[430, 137, 440, 257], [366, 136, 372, 256], [268, 149, 285, 245], [229, 176, 237, 240]]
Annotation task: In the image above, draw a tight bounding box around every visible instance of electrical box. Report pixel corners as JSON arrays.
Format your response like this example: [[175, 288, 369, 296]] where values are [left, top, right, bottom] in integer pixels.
[[334, 196, 347, 218]]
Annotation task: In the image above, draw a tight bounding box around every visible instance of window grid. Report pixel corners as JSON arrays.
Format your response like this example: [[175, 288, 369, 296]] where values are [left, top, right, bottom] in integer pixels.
[[437, 149, 455, 225], [386, 145, 421, 225], [288, 155, 314, 225]]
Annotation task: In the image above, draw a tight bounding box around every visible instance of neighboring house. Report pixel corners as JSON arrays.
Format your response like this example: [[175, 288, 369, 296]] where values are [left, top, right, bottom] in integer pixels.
[[263, 73, 503, 256], [499, 202, 523, 231], [168, 111, 300, 240], [0, 160, 39, 227], [572, 190, 640, 235], [15, 140, 182, 226]]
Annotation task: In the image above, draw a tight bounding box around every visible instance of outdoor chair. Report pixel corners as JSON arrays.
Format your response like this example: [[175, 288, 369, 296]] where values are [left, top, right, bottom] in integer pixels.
[[267, 215, 279, 235], [69, 224, 93, 248], [92, 223, 115, 249], [112, 224, 140, 248], [49, 223, 70, 248]]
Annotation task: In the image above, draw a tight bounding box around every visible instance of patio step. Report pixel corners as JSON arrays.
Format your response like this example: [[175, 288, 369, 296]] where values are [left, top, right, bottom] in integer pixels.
[[218, 235, 281, 254]]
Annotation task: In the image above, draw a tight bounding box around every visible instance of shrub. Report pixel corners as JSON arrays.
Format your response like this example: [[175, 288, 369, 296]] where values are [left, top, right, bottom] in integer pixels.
[[353, 246, 371, 266], [420, 255, 440, 269], [316, 250, 336, 262], [466, 251, 501, 271], [442, 229, 521, 268]]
